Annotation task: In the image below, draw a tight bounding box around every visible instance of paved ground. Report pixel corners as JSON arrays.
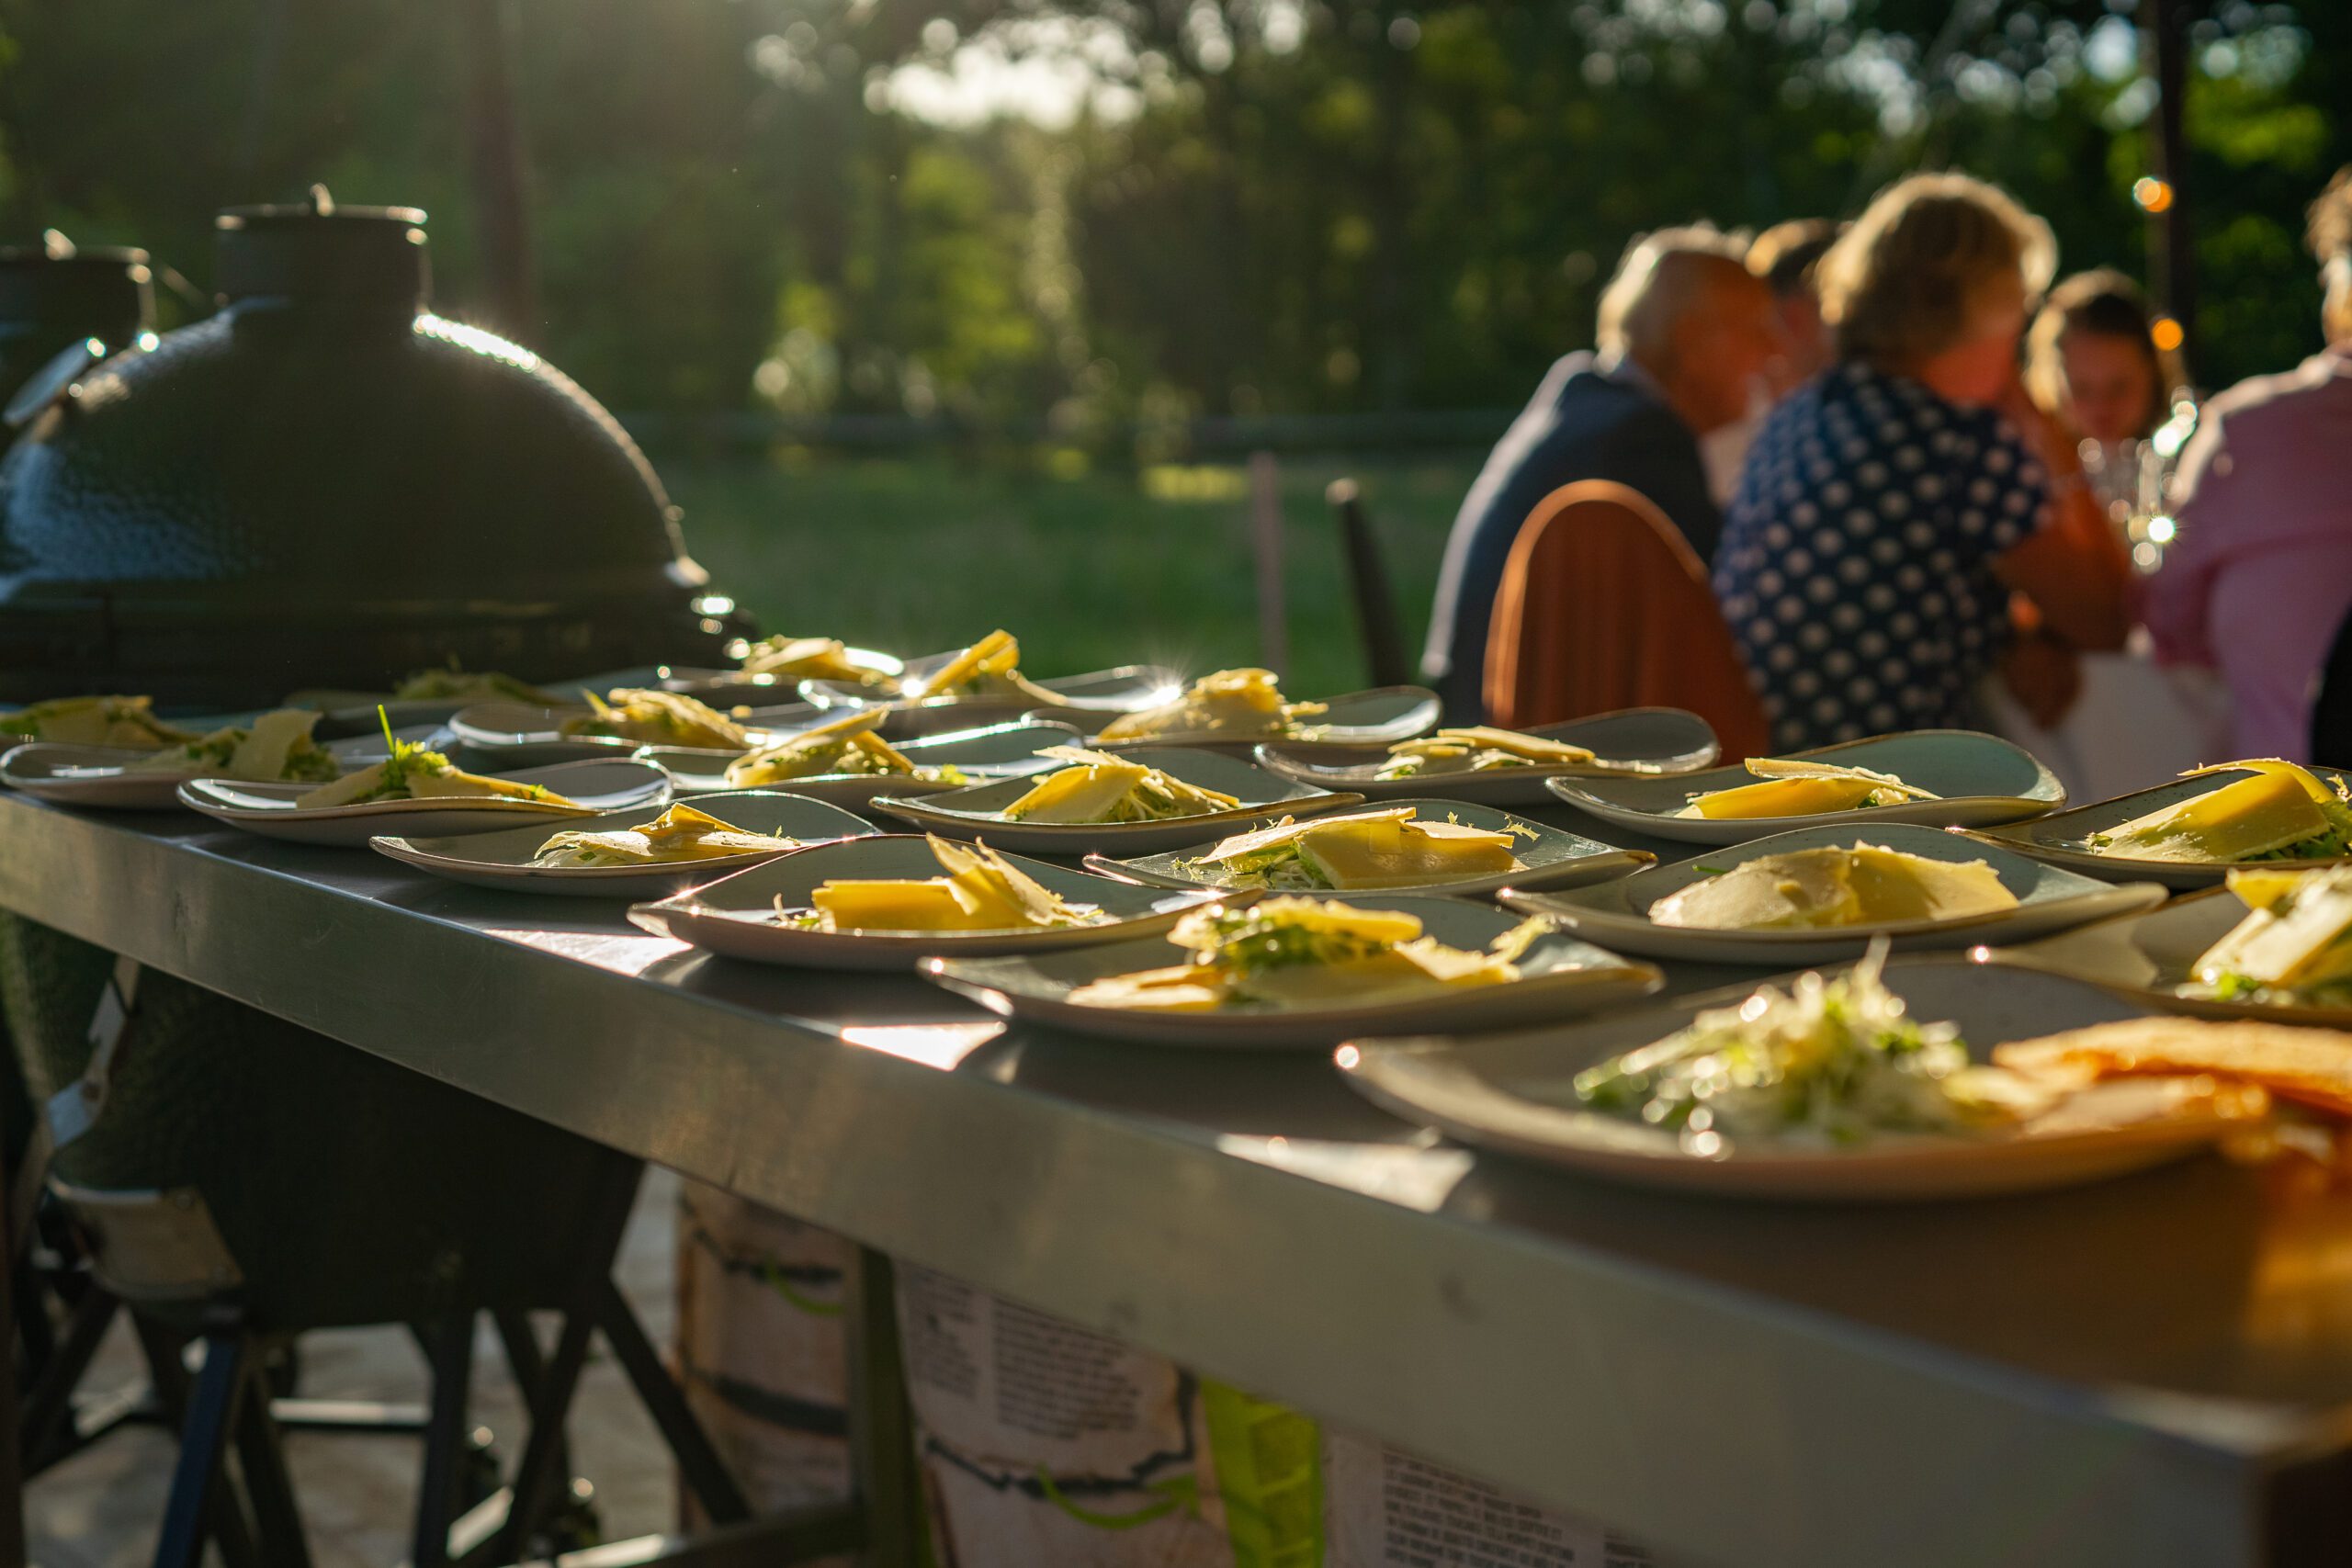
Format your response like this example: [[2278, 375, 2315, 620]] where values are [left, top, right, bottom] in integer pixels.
[[25, 1168, 683, 1567]]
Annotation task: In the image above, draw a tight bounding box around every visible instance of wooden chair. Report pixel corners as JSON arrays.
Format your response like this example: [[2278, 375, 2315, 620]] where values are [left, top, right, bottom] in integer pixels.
[[1325, 479, 1412, 688], [1483, 479, 1771, 761]]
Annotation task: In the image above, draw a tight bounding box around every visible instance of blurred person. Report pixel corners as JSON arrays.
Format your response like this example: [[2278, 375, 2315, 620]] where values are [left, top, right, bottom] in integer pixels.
[[1422, 225, 1781, 719], [2143, 166, 2352, 760], [1749, 219, 1842, 395], [1696, 217, 1844, 502], [2024, 267, 2179, 446], [1713, 172, 2129, 751]]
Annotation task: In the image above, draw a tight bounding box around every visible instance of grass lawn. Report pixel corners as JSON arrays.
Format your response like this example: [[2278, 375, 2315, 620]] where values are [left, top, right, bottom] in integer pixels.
[[658, 451, 1479, 699]]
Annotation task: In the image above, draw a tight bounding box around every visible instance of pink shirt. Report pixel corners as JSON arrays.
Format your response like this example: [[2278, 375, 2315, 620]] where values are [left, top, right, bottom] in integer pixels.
[[2144, 345, 2352, 761]]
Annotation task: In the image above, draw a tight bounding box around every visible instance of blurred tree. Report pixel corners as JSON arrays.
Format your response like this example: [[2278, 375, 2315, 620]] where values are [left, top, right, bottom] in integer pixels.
[[0, 0, 2338, 423]]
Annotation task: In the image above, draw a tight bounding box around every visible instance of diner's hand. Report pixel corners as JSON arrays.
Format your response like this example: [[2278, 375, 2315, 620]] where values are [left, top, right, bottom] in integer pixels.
[[2001, 626, 2083, 729]]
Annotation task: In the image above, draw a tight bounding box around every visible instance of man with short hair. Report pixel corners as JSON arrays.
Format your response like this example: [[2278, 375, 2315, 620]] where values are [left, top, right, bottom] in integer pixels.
[[2145, 165, 2352, 759], [1421, 226, 1783, 719], [1747, 218, 1842, 393]]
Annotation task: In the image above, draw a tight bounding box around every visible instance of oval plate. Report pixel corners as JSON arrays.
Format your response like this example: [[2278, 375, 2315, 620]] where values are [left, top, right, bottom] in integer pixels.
[[180, 759, 671, 847], [0, 727, 438, 812], [1253, 707, 1721, 805], [2007, 885, 2352, 1030], [1089, 798, 1652, 901], [639, 719, 1083, 808], [1080, 685, 1444, 759], [369, 789, 877, 897], [447, 698, 821, 769], [1552, 729, 2066, 844], [629, 834, 1227, 970], [871, 748, 1364, 857], [925, 893, 1661, 1050], [1498, 821, 2165, 967], [801, 658, 1186, 739], [1960, 761, 2352, 890], [1338, 955, 2244, 1201]]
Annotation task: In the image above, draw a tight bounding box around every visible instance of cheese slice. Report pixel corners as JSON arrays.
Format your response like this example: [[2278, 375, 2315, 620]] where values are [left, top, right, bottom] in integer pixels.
[[2098, 762, 2340, 863], [740, 636, 877, 682], [1294, 815, 1523, 889], [1196, 807, 1418, 867], [1993, 1016, 2352, 1117], [1388, 727, 1597, 765], [1650, 842, 2017, 931], [564, 689, 749, 750], [296, 753, 586, 811], [725, 711, 909, 786], [1001, 750, 1152, 821], [229, 709, 324, 781], [2194, 865, 2352, 990], [804, 835, 1098, 932], [1686, 758, 1938, 819]]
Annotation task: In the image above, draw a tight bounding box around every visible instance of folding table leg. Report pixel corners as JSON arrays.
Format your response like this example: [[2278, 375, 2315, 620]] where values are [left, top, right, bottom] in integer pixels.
[[229, 1350, 311, 1568], [492, 1309, 595, 1562], [846, 1248, 920, 1568], [153, 1334, 256, 1568], [589, 1276, 748, 1524], [413, 1313, 476, 1568]]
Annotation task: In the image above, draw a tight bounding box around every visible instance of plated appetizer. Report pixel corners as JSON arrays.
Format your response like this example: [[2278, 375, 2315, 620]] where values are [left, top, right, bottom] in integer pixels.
[[1336, 952, 2271, 1200], [901, 629, 1065, 705], [128, 708, 339, 784], [723, 711, 957, 788], [1176, 807, 1533, 891], [1501, 823, 2163, 966], [1649, 841, 2016, 932], [561, 688, 750, 750], [2176, 865, 2352, 1010], [998, 748, 1240, 824], [1994, 1012, 2352, 1120], [923, 891, 1659, 1046], [298, 730, 591, 813], [1067, 896, 1543, 1012], [1375, 727, 1599, 779], [2083, 760, 2352, 864], [1097, 667, 1327, 743], [0, 694, 193, 750], [734, 635, 897, 687], [779, 834, 1109, 934], [532, 803, 807, 868], [391, 665, 557, 705], [1679, 757, 1938, 818]]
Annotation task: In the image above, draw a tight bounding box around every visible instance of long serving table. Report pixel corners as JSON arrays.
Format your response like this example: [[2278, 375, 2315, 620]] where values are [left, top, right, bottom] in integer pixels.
[[5, 788, 2352, 1568]]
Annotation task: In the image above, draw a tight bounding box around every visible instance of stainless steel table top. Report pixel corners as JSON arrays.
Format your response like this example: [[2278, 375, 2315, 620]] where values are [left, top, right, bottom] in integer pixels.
[[3, 791, 2348, 1568]]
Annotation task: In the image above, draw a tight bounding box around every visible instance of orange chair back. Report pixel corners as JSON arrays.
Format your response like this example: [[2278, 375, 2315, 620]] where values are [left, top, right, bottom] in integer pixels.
[[1483, 479, 1771, 761]]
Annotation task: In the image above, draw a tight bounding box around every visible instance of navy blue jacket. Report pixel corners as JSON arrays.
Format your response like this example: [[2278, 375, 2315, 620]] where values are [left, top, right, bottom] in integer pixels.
[[1421, 353, 1722, 720]]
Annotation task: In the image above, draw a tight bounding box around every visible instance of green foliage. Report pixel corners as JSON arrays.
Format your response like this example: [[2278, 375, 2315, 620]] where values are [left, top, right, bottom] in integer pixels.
[[0, 0, 2343, 420]]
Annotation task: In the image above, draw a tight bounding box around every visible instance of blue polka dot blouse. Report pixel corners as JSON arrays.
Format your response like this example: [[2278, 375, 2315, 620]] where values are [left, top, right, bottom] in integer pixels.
[[1713, 361, 2049, 750]]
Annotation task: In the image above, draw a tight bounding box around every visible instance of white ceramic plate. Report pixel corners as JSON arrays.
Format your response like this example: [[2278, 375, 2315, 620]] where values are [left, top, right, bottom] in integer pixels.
[[628, 835, 1227, 970], [1253, 708, 1721, 805], [925, 893, 1662, 1049], [447, 698, 821, 769], [801, 655, 1185, 738], [655, 646, 904, 704], [179, 758, 671, 847], [1338, 956, 2245, 1201], [1089, 798, 1652, 901], [1080, 685, 1443, 759], [2006, 886, 2352, 1029], [1960, 762, 2352, 890], [0, 727, 441, 811], [285, 667, 659, 730], [637, 719, 1083, 808], [369, 789, 877, 897], [870, 748, 1365, 856], [1497, 821, 2166, 966], [1551, 729, 2067, 845]]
